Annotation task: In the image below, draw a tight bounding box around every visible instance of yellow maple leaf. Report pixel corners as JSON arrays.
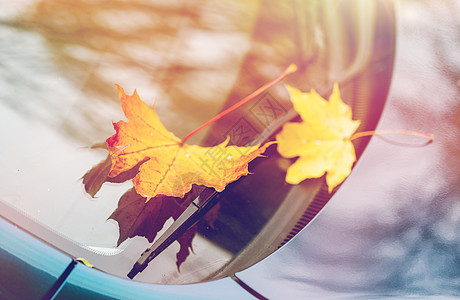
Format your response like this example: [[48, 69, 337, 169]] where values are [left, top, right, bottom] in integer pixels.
[[107, 85, 271, 199], [276, 83, 361, 192]]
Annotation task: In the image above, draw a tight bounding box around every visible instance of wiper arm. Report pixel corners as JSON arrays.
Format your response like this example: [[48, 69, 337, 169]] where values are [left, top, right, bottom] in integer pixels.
[[127, 190, 220, 279], [127, 107, 297, 279]]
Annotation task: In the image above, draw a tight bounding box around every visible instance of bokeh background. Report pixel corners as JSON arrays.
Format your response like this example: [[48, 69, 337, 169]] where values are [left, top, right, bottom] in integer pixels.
[[1, 0, 460, 297], [238, 0, 460, 298]]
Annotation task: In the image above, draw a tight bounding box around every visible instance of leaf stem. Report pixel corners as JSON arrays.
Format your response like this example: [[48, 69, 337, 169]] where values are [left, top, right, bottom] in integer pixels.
[[181, 64, 297, 144], [350, 129, 434, 141]]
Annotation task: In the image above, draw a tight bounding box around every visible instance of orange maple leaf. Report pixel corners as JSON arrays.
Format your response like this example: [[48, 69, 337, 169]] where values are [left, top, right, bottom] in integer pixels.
[[107, 85, 272, 199]]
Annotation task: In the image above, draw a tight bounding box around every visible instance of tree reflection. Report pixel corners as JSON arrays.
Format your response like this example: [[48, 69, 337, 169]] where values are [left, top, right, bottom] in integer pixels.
[[2, 0, 336, 145]]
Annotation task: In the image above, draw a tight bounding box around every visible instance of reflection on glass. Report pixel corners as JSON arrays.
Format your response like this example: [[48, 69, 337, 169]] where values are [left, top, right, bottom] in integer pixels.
[[0, 0, 394, 284]]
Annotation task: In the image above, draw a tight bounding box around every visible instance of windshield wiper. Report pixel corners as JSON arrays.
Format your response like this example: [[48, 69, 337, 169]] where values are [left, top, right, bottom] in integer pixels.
[[127, 189, 219, 279], [127, 105, 296, 279]]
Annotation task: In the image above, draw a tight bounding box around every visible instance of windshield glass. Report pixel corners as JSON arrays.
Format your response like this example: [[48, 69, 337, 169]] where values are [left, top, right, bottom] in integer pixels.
[[0, 0, 394, 284]]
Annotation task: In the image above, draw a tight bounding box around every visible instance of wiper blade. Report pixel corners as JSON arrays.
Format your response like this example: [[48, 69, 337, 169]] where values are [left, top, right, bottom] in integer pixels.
[[127, 108, 296, 279], [127, 190, 220, 279]]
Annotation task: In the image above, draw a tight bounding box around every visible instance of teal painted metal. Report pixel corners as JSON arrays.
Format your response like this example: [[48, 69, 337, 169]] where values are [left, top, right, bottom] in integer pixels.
[[55, 263, 254, 300], [0, 216, 254, 299], [0, 217, 72, 300]]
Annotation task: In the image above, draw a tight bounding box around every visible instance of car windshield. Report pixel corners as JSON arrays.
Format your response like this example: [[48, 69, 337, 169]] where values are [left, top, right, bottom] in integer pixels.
[[0, 0, 393, 284]]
